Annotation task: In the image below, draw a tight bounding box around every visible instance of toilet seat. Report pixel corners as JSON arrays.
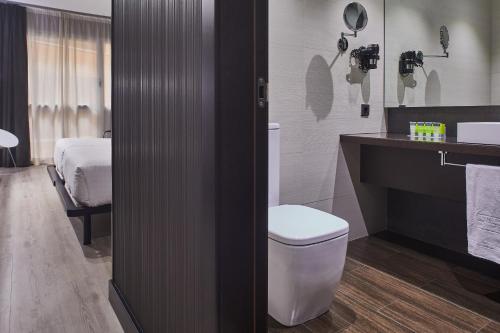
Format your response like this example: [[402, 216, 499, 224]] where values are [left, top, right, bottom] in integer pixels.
[[268, 205, 349, 246]]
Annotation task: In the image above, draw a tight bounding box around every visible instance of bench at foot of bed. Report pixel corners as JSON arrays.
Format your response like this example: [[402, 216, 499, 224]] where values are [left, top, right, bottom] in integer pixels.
[[47, 165, 111, 245]]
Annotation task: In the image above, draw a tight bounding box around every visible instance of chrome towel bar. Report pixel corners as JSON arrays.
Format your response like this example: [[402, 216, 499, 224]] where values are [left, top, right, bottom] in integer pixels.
[[438, 151, 466, 168]]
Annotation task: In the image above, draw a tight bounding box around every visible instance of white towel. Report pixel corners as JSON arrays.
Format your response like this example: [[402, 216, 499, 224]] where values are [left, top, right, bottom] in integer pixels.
[[466, 164, 500, 264]]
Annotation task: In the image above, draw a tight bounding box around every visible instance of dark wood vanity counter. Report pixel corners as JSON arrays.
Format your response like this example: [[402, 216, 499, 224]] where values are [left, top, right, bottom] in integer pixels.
[[340, 132, 500, 260], [340, 133, 500, 157]]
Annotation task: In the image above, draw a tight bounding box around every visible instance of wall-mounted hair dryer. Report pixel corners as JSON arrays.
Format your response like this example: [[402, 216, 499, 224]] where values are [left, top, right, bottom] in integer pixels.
[[399, 26, 450, 76], [350, 44, 380, 72], [399, 51, 424, 75]]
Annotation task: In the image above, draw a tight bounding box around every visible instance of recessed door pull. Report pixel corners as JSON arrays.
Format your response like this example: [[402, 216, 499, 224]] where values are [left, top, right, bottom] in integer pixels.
[[257, 78, 268, 108]]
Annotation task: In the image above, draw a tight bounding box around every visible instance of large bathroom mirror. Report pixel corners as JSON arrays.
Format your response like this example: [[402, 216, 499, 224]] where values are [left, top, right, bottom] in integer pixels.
[[385, 0, 500, 107]]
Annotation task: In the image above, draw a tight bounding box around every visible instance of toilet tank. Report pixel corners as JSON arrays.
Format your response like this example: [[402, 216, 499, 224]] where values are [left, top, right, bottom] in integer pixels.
[[269, 123, 280, 207]]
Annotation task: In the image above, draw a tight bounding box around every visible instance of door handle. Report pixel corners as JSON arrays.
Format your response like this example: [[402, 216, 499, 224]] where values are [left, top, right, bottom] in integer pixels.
[[257, 78, 268, 108]]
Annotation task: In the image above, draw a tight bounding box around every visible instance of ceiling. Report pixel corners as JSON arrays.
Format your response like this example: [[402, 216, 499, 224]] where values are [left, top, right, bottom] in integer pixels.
[[10, 0, 111, 17]]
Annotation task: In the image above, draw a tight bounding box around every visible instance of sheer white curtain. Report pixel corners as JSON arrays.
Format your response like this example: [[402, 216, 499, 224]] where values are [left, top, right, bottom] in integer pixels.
[[27, 8, 111, 164]]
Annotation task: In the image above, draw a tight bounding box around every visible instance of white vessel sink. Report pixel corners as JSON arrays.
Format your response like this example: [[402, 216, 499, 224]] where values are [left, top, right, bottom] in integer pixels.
[[457, 122, 500, 145]]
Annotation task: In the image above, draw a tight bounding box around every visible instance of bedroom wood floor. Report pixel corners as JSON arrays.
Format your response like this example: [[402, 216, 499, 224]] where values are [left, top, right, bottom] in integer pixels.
[[2, 167, 500, 333], [0, 166, 122, 333]]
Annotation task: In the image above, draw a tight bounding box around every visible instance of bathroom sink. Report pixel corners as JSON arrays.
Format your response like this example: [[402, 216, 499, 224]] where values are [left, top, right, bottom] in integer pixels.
[[457, 122, 500, 145]]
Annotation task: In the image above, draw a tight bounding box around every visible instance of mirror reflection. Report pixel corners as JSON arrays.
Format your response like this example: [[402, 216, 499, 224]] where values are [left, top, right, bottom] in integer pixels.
[[440, 25, 450, 53], [385, 0, 499, 107]]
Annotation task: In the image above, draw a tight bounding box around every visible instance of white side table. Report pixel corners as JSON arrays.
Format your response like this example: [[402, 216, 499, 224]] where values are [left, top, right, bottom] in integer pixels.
[[0, 129, 19, 167]]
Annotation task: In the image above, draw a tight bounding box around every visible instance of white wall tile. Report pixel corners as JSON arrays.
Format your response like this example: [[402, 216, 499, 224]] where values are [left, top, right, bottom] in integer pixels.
[[270, 0, 386, 240], [269, 0, 305, 48]]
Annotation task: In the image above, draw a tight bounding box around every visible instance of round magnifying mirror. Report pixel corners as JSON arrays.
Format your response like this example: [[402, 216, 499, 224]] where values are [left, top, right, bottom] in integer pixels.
[[344, 2, 368, 32], [440, 25, 449, 52]]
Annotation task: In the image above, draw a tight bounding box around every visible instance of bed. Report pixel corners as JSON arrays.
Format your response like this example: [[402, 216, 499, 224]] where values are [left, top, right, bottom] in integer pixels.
[[48, 137, 112, 245], [53, 138, 109, 182]]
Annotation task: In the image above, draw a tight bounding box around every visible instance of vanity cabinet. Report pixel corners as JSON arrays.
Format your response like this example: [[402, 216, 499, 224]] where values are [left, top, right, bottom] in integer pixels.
[[340, 133, 500, 259]]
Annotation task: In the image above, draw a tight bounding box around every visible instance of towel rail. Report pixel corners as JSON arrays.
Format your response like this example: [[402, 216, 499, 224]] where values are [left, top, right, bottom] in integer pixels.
[[438, 151, 466, 168]]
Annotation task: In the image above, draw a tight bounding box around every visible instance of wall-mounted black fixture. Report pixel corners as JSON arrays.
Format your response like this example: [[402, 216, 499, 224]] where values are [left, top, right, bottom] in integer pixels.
[[440, 26, 450, 57], [351, 44, 380, 72], [420, 26, 450, 59], [399, 51, 424, 76], [399, 26, 450, 76], [338, 2, 368, 52]]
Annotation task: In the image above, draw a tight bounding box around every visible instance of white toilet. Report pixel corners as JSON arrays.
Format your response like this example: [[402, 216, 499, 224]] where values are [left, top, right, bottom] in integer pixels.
[[268, 123, 349, 327]]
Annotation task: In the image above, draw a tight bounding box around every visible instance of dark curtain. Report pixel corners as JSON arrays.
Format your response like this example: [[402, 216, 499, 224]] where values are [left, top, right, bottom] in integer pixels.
[[0, 4, 30, 167]]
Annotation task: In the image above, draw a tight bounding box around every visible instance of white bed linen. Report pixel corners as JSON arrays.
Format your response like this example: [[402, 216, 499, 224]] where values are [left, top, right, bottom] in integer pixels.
[[53, 138, 110, 178], [62, 141, 112, 207]]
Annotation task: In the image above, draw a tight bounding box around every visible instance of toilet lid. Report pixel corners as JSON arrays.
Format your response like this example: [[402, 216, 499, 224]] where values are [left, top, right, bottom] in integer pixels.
[[268, 205, 349, 246]]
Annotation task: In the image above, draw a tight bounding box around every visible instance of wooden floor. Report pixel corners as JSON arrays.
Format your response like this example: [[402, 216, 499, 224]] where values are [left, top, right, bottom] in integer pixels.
[[3, 167, 500, 333], [269, 237, 500, 333], [0, 166, 122, 333]]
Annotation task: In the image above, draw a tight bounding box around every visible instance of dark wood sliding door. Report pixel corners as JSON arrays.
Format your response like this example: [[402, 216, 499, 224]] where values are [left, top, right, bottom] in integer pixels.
[[216, 0, 268, 331], [111, 0, 268, 332]]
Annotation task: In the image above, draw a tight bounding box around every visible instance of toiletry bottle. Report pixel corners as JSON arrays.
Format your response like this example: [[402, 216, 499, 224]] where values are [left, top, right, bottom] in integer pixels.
[[433, 123, 441, 140], [425, 122, 432, 139], [416, 122, 423, 138], [440, 123, 446, 139], [422, 122, 428, 140], [410, 122, 417, 138]]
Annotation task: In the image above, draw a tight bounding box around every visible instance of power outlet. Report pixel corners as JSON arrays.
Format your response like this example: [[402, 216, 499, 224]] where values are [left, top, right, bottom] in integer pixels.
[[361, 104, 370, 118]]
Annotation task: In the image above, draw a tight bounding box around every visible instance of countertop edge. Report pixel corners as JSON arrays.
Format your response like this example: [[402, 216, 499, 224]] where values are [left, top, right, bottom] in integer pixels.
[[340, 133, 500, 157]]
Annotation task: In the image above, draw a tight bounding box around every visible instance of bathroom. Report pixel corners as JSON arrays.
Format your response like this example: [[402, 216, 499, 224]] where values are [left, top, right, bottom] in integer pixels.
[[267, 0, 500, 332]]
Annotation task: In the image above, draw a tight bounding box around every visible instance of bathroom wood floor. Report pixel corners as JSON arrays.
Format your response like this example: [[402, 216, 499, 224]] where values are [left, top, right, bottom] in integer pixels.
[[2, 166, 500, 332], [270, 237, 500, 333]]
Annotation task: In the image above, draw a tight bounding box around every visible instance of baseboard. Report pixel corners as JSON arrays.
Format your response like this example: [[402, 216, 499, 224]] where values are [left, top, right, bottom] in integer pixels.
[[109, 280, 142, 333]]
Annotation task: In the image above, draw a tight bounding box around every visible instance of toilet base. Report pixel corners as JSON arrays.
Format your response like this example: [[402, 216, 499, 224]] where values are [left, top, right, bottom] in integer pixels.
[[270, 306, 331, 328], [268, 234, 348, 327]]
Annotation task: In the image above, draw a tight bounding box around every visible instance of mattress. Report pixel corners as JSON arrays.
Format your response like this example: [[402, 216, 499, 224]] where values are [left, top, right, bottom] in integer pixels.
[[61, 141, 112, 207], [53, 138, 111, 179]]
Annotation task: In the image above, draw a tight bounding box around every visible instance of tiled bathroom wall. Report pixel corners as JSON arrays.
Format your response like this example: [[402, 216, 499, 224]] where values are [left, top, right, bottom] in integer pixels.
[[269, 0, 386, 240]]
